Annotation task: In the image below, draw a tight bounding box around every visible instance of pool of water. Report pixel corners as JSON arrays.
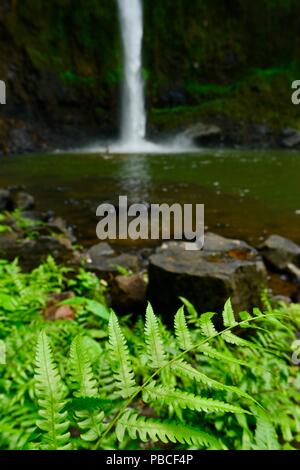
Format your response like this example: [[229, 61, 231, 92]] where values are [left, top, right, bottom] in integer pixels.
[[0, 149, 299, 247]]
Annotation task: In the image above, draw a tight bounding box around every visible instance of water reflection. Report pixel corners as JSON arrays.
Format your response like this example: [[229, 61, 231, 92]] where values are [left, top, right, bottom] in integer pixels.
[[117, 154, 151, 202]]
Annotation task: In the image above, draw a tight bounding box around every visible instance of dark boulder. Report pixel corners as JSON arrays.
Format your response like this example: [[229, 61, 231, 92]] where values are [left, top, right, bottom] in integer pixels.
[[85, 242, 140, 278], [280, 128, 300, 149], [110, 273, 147, 313], [260, 235, 300, 275], [0, 232, 80, 271], [202, 232, 257, 256], [148, 233, 267, 318]]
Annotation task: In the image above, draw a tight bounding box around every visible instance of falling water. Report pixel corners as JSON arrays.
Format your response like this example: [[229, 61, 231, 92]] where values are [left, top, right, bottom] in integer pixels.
[[80, 0, 196, 153], [117, 0, 146, 146]]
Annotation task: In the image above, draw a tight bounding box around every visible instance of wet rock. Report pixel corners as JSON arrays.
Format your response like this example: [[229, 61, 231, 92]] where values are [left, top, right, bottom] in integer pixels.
[[0, 189, 10, 210], [203, 232, 257, 256], [87, 242, 116, 263], [138, 247, 156, 268], [280, 128, 300, 149], [0, 213, 23, 234], [0, 233, 80, 270], [183, 122, 222, 146], [87, 252, 140, 278], [110, 273, 147, 313], [85, 242, 140, 278], [45, 216, 76, 242], [287, 263, 300, 280], [148, 233, 267, 318], [9, 191, 35, 210], [260, 235, 300, 273], [29, 235, 77, 266], [267, 271, 298, 301]]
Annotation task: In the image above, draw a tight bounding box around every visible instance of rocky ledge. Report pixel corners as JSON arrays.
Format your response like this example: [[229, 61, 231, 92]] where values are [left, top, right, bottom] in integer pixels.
[[180, 121, 300, 150], [0, 188, 299, 317]]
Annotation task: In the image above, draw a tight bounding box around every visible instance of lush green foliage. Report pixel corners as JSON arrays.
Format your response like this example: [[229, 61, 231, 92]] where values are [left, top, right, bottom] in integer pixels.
[[2, 0, 300, 135], [0, 258, 299, 450]]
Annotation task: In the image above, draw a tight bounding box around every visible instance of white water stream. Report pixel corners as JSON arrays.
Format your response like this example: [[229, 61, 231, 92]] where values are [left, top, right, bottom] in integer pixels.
[[81, 0, 195, 154]]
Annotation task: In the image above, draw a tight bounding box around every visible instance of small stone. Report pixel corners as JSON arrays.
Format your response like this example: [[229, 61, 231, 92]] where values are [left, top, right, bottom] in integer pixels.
[[10, 191, 35, 210], [260, 235, 300, 272]]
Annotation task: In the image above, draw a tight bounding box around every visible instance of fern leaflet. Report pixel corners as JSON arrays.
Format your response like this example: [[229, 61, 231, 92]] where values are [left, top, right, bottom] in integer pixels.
[[144, 303, 167, 368], [108, 311, 137, 398], [221, 331, 257, 348], [197, 343, 249, 366], [171, 360, 258, 404], [69, 335, 104, 441], [199, 312, 217, 337], [116, 411, 224, 449], [34, 331, 71, 450], [222, 298, 237, 327], [143, 385, 250, 415], [254, 410, 280, 450], [174, 306, 193, 350]]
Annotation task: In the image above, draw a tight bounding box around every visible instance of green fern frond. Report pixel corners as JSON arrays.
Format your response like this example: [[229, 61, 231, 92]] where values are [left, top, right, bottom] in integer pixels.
[[34, 331, 71, 450], [221, 331, 257, 348], [144, 303, 167, 369], [171, 360, 258, 404], [199, 312, 217, 337], [197, 343, 248, 366], [66, 397, 117, 414], [69, 335, 104, 441], [174, 306, 193, 350], [143, 385, 250, 415], [116, 411, 224, 449], [108, 311, 137, 398], [254, 410, 280, 450], [179, 296, 199, 324], [222, 298, 237, 327], [69, 336, 99, 396]]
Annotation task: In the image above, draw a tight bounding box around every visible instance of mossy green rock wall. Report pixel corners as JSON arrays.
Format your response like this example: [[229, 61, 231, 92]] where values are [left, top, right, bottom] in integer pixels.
[[0, 0, 300, 147]]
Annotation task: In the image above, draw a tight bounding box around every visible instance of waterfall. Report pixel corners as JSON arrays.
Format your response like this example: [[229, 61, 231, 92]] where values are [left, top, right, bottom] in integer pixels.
[[117, 0, 146, 145], [82, 0, 195, 153]]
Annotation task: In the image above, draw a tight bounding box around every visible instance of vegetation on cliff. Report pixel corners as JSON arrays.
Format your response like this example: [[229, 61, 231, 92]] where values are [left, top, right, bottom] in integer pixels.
[[0, 0, 300, 150]]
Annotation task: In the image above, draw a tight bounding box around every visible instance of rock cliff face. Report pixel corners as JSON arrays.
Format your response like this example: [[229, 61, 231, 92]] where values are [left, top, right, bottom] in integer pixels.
[[0, 0, 300, 153]]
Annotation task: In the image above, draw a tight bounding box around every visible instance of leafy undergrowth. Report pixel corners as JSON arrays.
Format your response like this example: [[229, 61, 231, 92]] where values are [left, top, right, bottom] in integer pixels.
[[0, 257, 299, 450]]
